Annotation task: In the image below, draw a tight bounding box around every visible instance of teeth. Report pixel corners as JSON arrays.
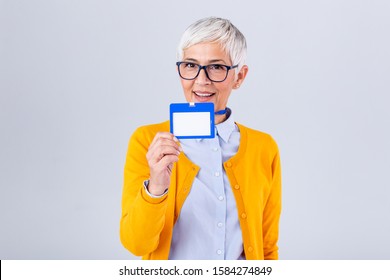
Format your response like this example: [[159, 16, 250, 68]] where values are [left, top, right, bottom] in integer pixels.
[[195, 92, 213, 97]]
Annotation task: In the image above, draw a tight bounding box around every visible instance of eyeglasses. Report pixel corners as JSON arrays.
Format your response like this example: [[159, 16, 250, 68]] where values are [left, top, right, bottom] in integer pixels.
[[176, 61, 238, 82]]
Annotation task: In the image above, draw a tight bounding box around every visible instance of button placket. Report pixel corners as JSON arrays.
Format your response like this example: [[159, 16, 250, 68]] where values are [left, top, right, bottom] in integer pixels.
[[209, 136, 226, 259]]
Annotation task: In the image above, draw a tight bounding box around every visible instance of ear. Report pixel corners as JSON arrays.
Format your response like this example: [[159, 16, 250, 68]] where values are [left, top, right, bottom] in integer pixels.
[[234, 65, 249, 89]]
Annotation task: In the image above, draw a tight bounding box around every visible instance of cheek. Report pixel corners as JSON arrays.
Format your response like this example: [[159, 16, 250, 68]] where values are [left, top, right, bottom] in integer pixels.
[[220, 78, 236, 97], [180, 80, 193, 102], [180, 80, 192, 91], [216, 84, 233, 98]]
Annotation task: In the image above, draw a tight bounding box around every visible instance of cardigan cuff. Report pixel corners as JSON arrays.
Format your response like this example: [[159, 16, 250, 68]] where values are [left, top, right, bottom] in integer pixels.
[[141, 180, 168, 204]]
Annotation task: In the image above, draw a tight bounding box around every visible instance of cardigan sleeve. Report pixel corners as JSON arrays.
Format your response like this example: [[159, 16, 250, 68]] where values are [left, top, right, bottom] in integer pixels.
[[120, 126, 169, 256], [262, 138, 282, 260]]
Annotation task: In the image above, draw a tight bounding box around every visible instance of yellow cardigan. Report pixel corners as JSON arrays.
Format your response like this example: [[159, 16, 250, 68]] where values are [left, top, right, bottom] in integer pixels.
[[120, 121, 281, 260]]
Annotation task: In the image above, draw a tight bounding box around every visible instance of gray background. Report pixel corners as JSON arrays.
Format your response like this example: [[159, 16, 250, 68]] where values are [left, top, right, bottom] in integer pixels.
[[0, 0, 389, 260]]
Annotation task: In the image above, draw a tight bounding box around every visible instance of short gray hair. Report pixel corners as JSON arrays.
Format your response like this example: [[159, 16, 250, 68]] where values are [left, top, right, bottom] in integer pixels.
[[177, 17, 247, 71]]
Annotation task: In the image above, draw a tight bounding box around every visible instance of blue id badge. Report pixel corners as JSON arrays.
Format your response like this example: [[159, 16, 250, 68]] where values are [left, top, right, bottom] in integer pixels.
[[170, 102, 215, 139]]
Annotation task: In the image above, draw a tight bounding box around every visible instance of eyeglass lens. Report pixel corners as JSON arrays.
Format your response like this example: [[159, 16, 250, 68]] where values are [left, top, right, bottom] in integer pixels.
[[178, 63, 229, 82]]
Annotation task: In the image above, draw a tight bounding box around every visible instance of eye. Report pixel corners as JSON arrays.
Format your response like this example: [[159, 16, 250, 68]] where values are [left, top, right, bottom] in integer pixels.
[[183, 62, 196, 68], [209, 64, 227, 71]]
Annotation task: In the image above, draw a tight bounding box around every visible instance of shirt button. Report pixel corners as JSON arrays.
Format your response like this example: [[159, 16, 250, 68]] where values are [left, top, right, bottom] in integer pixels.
[[217, 222, 223, 228], [218, 195, 224, 201], [234, 184, 240, 190], [241, 213, 247, 219], [248, 246, 253, 252], [214, 171, 220, 177], [217, 249, 223, 255], [212, 147, 218, 152], [226, 162, 232, 168]]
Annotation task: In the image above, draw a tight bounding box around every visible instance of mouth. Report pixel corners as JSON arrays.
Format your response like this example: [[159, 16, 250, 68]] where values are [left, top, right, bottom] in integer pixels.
[[193, 91, 215, 102]]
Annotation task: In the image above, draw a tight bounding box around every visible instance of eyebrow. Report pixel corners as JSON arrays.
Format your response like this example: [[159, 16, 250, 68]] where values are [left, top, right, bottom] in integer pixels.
[[183, 58, 228, 64]]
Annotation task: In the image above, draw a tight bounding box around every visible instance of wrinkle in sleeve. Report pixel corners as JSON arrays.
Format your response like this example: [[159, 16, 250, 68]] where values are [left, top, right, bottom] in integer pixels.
[[119, 127, 169, 256], [262, 139, 282, 260]]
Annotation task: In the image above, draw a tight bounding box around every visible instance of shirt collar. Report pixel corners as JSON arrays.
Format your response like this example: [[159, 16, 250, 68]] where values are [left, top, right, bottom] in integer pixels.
[[216, 108, 236, 143], [194, 108, 235, 143]]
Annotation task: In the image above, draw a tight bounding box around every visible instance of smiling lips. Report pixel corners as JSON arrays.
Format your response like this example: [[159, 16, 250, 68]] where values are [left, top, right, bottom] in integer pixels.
[[193, 91, 215, 101]]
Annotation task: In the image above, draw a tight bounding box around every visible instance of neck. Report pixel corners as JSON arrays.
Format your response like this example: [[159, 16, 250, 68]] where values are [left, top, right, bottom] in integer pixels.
[[215, 113, 227, 124]]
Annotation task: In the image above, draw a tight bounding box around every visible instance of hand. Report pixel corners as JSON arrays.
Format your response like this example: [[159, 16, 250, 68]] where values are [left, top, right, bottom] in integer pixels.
[[146, 132, 182, 196]]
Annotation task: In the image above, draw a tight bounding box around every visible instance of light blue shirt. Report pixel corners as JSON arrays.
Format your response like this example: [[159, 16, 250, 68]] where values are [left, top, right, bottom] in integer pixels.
[[168, 109, 244, 260]]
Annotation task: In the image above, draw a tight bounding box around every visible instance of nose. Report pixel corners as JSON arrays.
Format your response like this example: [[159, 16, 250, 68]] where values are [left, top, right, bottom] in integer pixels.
[[195, 67, 211, 85]]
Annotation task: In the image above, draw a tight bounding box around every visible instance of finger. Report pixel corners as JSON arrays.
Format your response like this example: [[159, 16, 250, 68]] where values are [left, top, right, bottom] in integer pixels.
[[146, 145, 181, 160], [147, 145, 181, 163], [150, 132, 178, 147], [167, 163, 173, 173], [158, 154, 179, 168], [150, 132, 175, 146], [149, 155, 178, 176], [153, 137, 180, 149], [148, 138, 181, 158]]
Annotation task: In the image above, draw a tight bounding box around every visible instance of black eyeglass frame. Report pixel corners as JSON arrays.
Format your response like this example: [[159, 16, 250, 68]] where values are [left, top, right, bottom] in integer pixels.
[[176, 61, 238, 83]]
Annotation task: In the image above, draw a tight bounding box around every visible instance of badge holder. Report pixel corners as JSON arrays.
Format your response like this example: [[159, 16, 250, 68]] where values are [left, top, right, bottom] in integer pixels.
[[170, 102, 215, 139]]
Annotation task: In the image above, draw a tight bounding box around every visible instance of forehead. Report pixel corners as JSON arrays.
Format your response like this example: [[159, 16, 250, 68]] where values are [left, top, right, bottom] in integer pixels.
[[183, 42, 231, 64]]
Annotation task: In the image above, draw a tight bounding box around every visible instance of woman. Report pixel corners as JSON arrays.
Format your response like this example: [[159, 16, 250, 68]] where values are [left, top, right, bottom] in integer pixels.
[[120, 17, 282, 260]]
